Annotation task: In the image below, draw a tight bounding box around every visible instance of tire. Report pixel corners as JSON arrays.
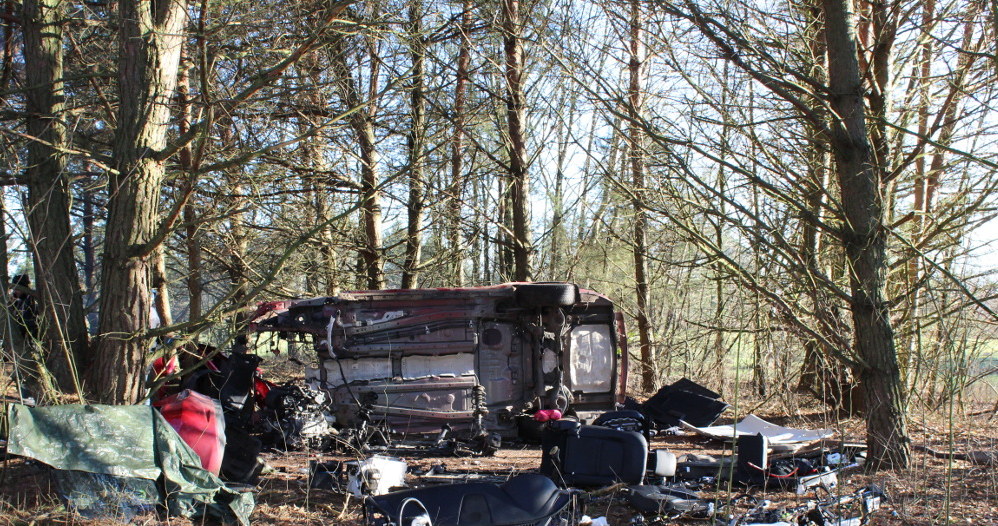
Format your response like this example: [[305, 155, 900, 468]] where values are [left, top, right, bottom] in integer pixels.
[[514, 283, 579, 308]]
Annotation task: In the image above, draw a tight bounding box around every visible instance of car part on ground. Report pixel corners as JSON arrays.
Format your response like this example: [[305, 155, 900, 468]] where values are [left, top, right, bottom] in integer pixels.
[[641, 378, 729, 429], [666, 431, 862, 493], [221, 426, 266, 484], [626, 484, 714, 519], [716, 485, 887, 526], [681, 414, 836, 452], [182, 351, 274, 428], [540, 420, 649, 487], [364, 473, 578, 526], [248, 283, 625, 440], [260, 381, 333, 450], [345, 455, 409, 497], [309, 459, 347, 491]]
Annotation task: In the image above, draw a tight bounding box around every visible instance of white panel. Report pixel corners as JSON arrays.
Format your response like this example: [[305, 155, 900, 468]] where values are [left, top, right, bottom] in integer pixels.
[[306, 358, 393, 387], [402, 353, 475, 379], [542, 350, 558, 373], [569, 325, 613, 392]]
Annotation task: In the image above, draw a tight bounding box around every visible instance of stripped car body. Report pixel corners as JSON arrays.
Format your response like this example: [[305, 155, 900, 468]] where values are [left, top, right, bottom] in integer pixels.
[[248, 282, 627, 438]]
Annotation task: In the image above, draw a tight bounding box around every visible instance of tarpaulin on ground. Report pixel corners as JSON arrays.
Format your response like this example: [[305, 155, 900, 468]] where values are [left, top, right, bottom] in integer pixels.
[[6, 403, 253, 525]]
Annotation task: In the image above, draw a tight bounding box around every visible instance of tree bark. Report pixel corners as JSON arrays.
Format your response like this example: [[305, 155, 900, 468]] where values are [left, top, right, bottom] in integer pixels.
[[227, 180, 250, 333], [1, 0, 13, 89], [22, 0, 89, 395], [448, 0, 472, 285], [358, 122, 384, 290], [401, 0, 426, 289], [92, 0, 186, 404], [822, 0, 910, 469], [298, 51, 340, 296], [177, 54, 203, 320], [82, 185, 97, 298], [184, 204, 203, 320], [151, 245, 172, 328], [795, 1, 856, 408], [502, 0, 531, 282], [330, 33, 384, 289]]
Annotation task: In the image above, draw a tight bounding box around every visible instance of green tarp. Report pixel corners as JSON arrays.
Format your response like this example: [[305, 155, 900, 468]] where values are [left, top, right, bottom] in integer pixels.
[[7, 403, 253, 525]]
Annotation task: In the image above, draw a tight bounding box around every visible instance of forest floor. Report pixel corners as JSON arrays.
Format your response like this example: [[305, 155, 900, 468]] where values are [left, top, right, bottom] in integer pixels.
[[0, 358, 996, 525]]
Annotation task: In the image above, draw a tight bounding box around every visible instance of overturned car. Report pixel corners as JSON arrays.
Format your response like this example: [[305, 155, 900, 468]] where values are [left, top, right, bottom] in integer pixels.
[[249, 282, 627, 439]]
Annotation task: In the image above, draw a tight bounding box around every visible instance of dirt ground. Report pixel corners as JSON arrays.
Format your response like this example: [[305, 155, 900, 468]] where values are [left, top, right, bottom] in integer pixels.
[[1, 360, 996, 525]]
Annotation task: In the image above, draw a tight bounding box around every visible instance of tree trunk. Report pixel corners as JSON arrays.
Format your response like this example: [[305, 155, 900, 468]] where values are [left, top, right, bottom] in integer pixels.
[[448, 0, 472, 285], [1, 0, 13, 88], [906, 3, 980, 384], [151, 245, 172, 328], [0, 194, 9, 350], [299, 51, 340, 296], [549, 94, 574, 276], [402, 0, 426, 289], [176, 50, 204, 321], [357, 112, 383, 289], [822, 0, 910, 470], [92, 0, 186, 404], [82, 184, 97, 298], [22, 0, 89, 395], [184, 204, 203, 320], [628, 0, 654, 393], [863, 0, 895, 173], [227, 181, 250, 334], [330, 34, 384, 289], [497, 178, 513, 281], [502, 0, 531, 282]]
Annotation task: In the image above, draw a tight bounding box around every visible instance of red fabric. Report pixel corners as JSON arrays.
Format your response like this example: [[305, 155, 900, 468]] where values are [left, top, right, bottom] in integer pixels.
[[533, 409, 563, 422], [152, 356, 179, 376]]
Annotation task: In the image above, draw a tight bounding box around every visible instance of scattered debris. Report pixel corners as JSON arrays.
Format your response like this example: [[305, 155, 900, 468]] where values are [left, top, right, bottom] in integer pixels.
[[681, 414, 835, 451], [3, 376, 892, 526], [669, 432, 865, 495], [913, 444, 998, 466], [364, 473, 578, 526], [260, 381, 334, 450], [716, 485, 886, 526], [308, 460, 347, 491], [0, 283, 927, 525], [626, 484, 714, 519], [345, 455, 408, 497], [641, 378, 730, 429]]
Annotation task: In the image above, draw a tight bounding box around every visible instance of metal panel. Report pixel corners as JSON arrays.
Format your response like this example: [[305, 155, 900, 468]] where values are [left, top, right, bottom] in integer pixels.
[[477, 322, 518, 405]]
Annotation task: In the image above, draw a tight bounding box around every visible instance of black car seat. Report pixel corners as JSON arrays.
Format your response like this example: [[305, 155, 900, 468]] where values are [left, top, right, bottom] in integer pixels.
[[365, 473, 574, 526], [540, 420, 648, 486]]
